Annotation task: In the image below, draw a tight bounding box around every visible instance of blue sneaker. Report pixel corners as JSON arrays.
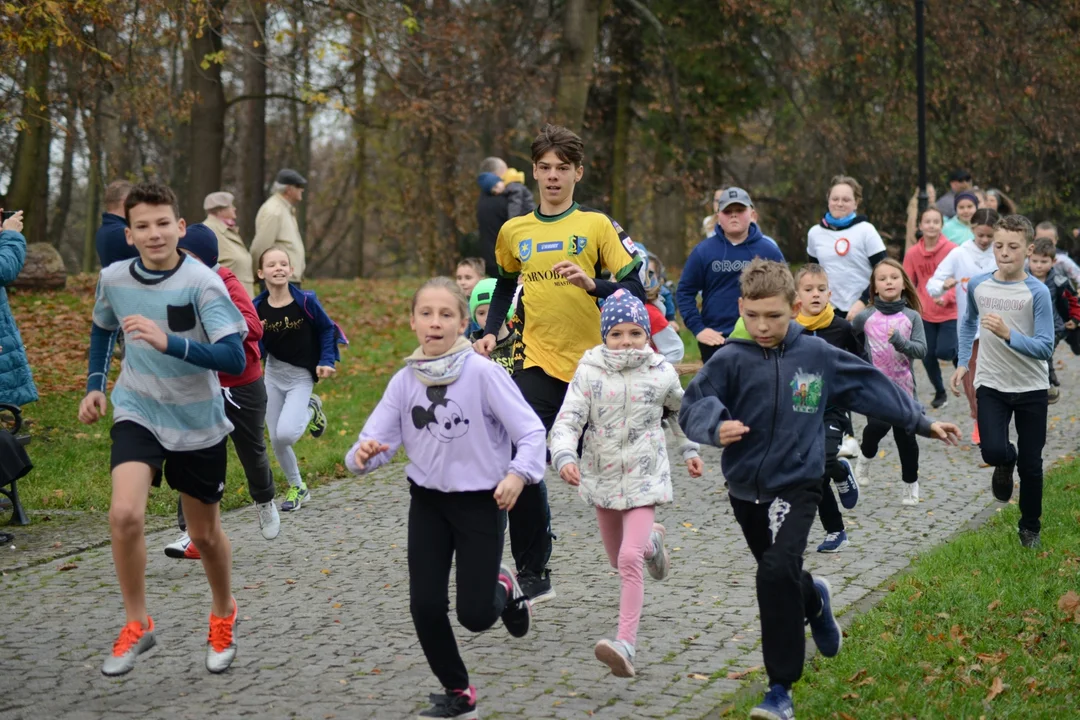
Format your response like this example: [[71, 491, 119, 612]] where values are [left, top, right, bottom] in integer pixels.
[[816, 531, 849, 553], [834, 459, 859, 509], [807, 576, 842, 658], [749, 684, 794, 720]]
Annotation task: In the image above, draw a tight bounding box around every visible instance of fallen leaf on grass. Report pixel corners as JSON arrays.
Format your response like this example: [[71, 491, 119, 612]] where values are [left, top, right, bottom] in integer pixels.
[[977, 652, 1008, 665], [1057, 590, 1080, 623], [838, 712, 857, 720], [725, 666, 760, 680], [986, 675, 1005, 701], [687, 673, 709, 681], [854, 675, 876, 688], [987, 599, 1001, 612], [842, 692, 859, 700], [847, 668, 868, 683]]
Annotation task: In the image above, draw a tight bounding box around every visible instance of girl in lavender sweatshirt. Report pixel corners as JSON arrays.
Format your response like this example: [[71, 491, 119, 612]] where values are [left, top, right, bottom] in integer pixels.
[[346, 277, 546, 720]]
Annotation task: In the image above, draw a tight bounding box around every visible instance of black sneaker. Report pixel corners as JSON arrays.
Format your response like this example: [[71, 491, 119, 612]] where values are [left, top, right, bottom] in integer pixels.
[[516, 569, 556, 605], [498, 564, 532, 638], [1019, 529, 1041, 548], [931, 390, 948, 409], [418, 687, 478, 719], [992, 461, 1015, 502]]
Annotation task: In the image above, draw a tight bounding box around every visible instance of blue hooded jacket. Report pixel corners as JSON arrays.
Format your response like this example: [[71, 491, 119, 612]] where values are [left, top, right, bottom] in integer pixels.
[[253, 283, 349, 379], [679, 322, 933, 503], [676, 222, 785, 336], [0, 230, 38, 406]]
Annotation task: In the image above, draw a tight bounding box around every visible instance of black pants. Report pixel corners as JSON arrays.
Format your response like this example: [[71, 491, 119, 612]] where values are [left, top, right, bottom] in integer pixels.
[[922, 320, 958, 394], [730, 480, 823, 689], [178, 377, 275, 531], [509, 366, 561, 574], [861, 417, 920, 484], [818, 411, 851, 534], [408, 482, 508, 692], [699, 342, 721, 365], [976, 386, 1048, 533]]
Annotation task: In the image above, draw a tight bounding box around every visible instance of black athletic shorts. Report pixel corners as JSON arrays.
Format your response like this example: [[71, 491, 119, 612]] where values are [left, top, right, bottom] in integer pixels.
[[110, 421, 228, 505]]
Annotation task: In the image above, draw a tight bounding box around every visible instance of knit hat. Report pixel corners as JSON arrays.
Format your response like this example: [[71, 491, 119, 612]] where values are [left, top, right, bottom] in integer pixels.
[[477, 172, 502, 194], [469, 278, 517, 324], [954, 191, 979, 213], [178, 223, 219, 267], [600, 289, 650, 340]]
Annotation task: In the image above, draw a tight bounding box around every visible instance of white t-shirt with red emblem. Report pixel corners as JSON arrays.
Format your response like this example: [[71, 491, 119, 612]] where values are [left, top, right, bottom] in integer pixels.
[[806, 220, 887, 313]]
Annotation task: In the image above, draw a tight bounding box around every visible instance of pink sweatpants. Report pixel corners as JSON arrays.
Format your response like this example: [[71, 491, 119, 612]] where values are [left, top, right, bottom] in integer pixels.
[[595, 505, 656, 646]]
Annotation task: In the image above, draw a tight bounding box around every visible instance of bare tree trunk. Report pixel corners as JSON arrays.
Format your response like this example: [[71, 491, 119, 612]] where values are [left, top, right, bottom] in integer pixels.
[[49, 89, 79, 248], [610, 78, 631, 224], [97, 25, 129, 180], [82, 107, 104, 273], [240, 0, 267, 240], [351, 13, 367, 277], [7, 48, 52, 245], [552, 0, 602, 132], [651, 149, 686, 270], [184, 0, 229, 219]]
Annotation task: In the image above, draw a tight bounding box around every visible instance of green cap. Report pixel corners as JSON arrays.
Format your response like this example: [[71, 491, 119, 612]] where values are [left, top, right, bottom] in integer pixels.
[[470, 278, 497, 323]]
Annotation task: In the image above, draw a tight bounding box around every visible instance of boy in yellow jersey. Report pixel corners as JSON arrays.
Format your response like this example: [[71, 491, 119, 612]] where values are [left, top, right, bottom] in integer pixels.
[[474, 124, 645, 603]]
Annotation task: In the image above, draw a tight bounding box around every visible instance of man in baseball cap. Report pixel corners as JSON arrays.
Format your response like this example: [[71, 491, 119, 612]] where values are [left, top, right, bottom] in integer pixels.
[[251, 169, 308, 284]]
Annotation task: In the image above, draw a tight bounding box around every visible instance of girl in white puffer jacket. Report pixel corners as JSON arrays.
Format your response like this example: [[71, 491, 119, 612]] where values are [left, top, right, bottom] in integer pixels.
[[550, 290, 703, 679]]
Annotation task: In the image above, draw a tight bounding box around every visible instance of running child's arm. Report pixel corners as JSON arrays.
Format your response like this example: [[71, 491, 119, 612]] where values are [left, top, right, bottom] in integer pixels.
[[998, 279, 1055, 360], [346, 373, 404, 475], [957, 279, 981, 368], [587, 264, 645, 301], [482, 362, 546, 484], [678, 366, 736, 448], [483, 275, 517, 338], [161, 332, 246, 374], [549, 366, 594, 473], [662, 379, 700, 463], [86, 323, 117, 394], [652, 325, 685, 363], [888, 311, 928, 359], [675, 250, 707, 336], [81, 278, 120, 423], [305, 291, 342, 375]]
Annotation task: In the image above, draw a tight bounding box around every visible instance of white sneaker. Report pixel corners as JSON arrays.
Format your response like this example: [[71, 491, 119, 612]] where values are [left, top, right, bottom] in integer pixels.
[[256, 501, 280, 540], [902, 481, 920, 506], [854, 454, 873, 487], [838, 435, 860, 459], [164, 531, 200, 560]]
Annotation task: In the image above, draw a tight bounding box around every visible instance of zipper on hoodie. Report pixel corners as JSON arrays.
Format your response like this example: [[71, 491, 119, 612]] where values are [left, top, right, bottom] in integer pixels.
[[750, 343, 783, 503]]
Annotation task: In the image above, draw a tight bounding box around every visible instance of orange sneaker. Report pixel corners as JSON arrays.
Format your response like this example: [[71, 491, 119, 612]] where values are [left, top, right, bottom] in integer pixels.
[[206, 597, 238, 673], [102, 616, 156, 676], [164, 532, 201, 560], [971, 423, 980, 446]]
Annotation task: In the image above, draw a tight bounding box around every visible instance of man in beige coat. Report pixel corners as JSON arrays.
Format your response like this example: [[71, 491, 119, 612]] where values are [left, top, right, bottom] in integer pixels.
[[251, 169, 306, 284], [203, 191, 256, 297]]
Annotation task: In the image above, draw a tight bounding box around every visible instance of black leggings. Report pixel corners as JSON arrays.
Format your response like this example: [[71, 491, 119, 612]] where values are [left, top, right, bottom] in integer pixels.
[[408, 482, 508, 692], [818, 412, 851, 534], [861, 417, 920, 484], [976, 386, 1047, 533]]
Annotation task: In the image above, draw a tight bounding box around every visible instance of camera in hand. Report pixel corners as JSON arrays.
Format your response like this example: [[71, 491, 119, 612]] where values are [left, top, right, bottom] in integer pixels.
[[1, 210, 18, 222]]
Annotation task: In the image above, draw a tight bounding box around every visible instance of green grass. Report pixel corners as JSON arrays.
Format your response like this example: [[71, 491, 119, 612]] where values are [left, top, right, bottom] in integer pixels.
[[13, 278, 418, 516], [732, 458, 1080, 718]]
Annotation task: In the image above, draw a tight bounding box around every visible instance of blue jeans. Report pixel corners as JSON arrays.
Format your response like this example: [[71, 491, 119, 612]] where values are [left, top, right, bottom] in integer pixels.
[[922, 320, 958, 394]]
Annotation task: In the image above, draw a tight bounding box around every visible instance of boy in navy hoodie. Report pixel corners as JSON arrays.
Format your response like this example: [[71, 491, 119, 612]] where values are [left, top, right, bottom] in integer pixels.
[[679, 259, 959, 720], [676, 188, 785, 364]]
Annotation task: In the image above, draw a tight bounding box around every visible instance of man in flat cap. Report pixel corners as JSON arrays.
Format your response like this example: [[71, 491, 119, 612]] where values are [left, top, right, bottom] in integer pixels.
[[203, 191, 256, 297], [251, 169, 307, 284]]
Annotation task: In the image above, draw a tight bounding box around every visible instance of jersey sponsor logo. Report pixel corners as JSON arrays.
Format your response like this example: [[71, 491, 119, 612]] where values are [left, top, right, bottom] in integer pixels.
[[791, 369, 823, 414], [711, 259, 753, 273], [567, 235, 588, 256], [522, 269, 571, 286], [519, 238, 533, 261], [834, 237, 851, 256], [620, 235, 636, 257], [537, 241, 564, 253]]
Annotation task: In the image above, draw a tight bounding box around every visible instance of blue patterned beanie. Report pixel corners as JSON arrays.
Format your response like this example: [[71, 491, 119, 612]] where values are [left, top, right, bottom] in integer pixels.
[[600, 289, 651, 340]]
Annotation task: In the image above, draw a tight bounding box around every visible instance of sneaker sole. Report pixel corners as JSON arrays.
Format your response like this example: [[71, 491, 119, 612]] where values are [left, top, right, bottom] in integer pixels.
[[749, 709, 788, 720], [527, 587, 556, 605], [164, 546, 190, 559], [594, 640, 635, 678], [415, 710, 477, 720]]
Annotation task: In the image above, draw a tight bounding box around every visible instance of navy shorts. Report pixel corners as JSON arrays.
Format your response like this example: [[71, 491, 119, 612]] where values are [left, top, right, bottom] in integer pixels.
[[110, 421, 227, 505]]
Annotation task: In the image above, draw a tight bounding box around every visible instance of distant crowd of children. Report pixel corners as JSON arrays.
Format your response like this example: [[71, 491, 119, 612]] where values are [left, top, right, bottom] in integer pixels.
[[77, 127, 1074, 720]]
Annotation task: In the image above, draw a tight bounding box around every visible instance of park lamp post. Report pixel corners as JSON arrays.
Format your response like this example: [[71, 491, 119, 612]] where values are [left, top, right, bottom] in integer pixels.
[[916, 0, 928, 213]]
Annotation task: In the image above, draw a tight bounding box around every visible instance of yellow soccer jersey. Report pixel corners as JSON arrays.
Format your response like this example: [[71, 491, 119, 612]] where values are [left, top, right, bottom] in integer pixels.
[[494, 203, 641, 382]]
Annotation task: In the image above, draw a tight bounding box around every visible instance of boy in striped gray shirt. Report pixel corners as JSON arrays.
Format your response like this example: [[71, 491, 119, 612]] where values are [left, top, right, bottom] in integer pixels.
[[78, 183, 248, 676]]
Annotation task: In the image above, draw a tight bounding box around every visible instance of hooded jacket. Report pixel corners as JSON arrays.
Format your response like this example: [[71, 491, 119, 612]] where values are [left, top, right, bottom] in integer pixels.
[[679, 323, 933, 503], [904, 236, 958, 324], [926, 240, 997, 340], [550, 346, 698, 511], [676, 222, 785, 336], [0, 230, 38, 406], [253, 283, 349, 379]]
